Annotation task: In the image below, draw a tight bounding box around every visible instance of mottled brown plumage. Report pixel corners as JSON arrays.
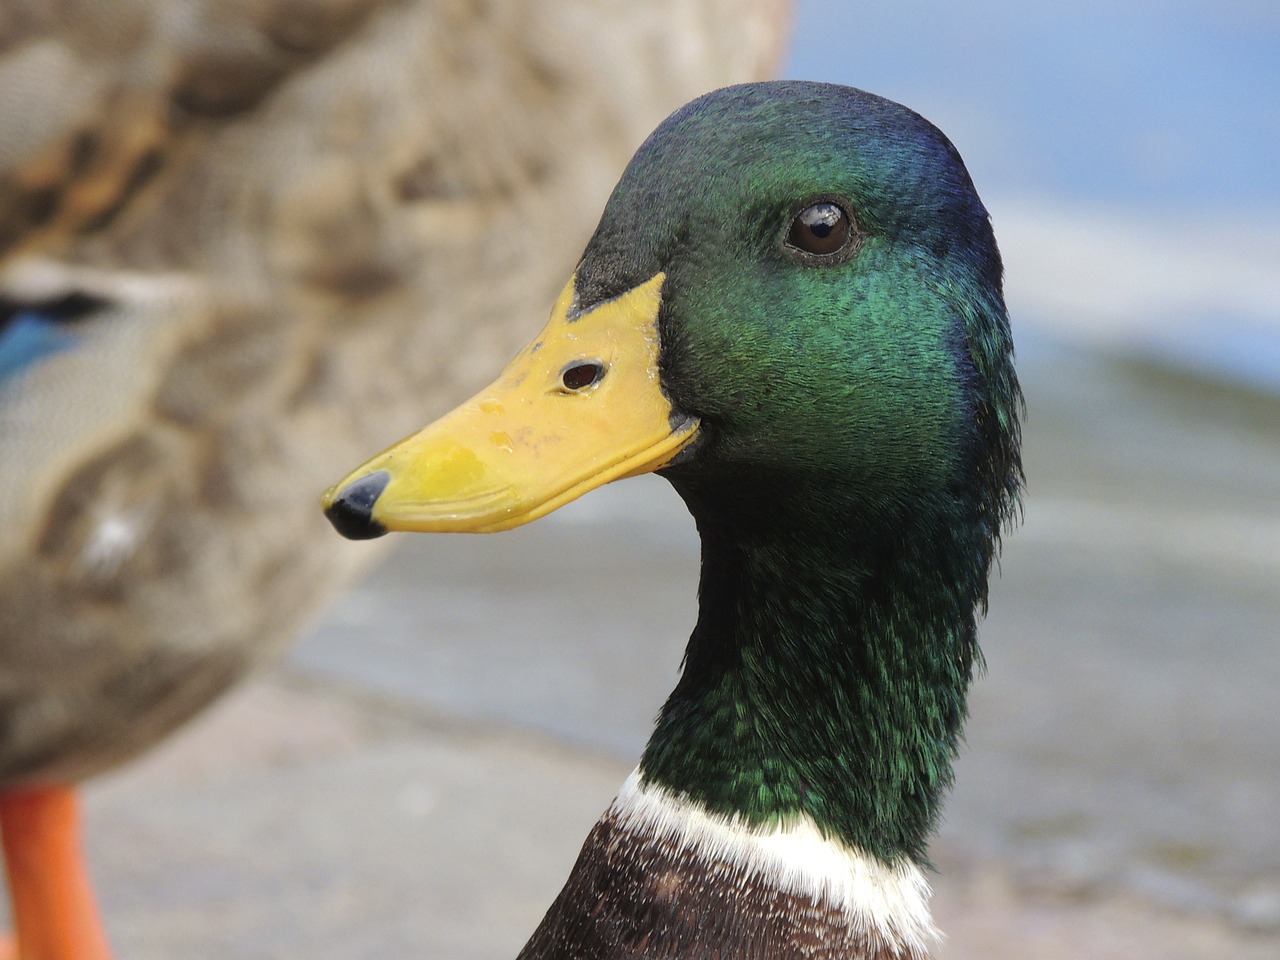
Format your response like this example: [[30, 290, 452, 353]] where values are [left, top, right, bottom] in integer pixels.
[[0, 0, 788, 788]]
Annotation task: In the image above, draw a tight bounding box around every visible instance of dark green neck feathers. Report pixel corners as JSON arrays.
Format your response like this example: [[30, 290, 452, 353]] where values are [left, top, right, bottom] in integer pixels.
[[578, 82, 1022, 864], [642, 476, 987, 864]]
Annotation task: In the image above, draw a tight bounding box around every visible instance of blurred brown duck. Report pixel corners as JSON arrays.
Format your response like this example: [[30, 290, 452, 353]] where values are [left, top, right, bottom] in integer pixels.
[[0, 0, 789, 956]]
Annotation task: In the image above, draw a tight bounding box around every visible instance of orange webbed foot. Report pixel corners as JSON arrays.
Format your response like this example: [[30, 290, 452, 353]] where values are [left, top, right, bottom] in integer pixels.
[[1, 786, 111, 960]]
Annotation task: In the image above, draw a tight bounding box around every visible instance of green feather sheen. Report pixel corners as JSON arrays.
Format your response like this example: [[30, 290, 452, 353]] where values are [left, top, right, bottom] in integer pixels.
[[569, 81, 1023, 866]]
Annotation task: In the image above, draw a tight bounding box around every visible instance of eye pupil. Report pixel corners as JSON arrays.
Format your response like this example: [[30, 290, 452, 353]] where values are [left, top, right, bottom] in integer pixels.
[[561, 361, 605, 390], [787, 201, 854, 257]]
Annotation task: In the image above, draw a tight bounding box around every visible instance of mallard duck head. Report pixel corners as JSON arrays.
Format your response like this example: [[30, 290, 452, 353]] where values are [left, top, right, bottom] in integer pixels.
[[324, 81, 1022, 870], [324, 81, 1019, 555]]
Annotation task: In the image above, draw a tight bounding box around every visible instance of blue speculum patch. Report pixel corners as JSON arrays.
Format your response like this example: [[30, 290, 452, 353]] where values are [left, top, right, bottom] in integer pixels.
[[0, 313, 79, 385]]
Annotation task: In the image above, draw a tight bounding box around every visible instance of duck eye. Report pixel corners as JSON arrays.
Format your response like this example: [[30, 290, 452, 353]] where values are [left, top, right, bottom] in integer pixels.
[[560, 361, 605, 391], [786, 201, 853, 257]]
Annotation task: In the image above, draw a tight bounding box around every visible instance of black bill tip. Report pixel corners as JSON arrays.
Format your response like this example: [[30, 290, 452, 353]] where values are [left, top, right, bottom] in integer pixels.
[[324, 470, 391, 540]]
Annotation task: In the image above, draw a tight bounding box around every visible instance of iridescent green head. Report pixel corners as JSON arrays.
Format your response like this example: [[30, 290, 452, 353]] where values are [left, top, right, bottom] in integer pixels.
[[324, 81, 1022, 862], [577, 81, 1020, 554]]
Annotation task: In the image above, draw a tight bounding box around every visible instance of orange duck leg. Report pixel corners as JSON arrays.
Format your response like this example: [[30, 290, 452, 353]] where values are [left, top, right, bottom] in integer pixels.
[[0, 786, 111, 960]]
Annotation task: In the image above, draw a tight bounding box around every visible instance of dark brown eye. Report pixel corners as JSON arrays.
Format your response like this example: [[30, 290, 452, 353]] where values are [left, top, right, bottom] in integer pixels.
[[561, 361, 605, 391], [786, 201, 853, 257]]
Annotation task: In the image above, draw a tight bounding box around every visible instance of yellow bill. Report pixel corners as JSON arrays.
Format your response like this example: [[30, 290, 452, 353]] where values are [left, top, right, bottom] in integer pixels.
[[322, 273, 699, 538]]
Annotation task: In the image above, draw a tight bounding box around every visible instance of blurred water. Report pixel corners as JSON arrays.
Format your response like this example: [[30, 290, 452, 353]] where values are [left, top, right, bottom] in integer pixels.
[[785, 0, 1279, 211]]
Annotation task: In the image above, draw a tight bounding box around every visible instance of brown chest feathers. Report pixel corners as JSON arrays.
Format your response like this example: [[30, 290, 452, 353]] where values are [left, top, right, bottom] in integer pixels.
[[517, 807, 931, 960]]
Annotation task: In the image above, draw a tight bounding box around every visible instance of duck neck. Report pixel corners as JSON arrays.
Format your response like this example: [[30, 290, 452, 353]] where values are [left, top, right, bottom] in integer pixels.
[[639, 477, 985, 866]]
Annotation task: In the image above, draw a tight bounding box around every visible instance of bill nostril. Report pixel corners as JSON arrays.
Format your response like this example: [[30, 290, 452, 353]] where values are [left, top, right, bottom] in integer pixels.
[[324, 470, 392, 540]]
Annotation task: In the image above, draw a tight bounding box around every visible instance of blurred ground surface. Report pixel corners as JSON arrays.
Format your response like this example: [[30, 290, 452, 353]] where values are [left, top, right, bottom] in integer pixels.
[[66, 340, 1280, 957]]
